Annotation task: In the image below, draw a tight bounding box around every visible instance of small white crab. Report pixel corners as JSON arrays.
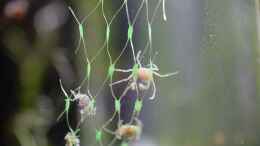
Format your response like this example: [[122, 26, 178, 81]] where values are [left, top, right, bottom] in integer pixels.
[[65, 132, 80, 146], [71, 90, 96, 116], [110, 51, 178, 100]]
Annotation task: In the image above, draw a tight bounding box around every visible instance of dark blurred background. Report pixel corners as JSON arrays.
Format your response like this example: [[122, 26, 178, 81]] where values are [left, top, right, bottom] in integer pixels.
[[0, 0, 260, 146]]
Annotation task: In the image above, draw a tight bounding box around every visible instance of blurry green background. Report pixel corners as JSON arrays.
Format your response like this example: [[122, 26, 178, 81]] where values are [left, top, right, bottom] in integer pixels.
[[0, 0, 259, 146]]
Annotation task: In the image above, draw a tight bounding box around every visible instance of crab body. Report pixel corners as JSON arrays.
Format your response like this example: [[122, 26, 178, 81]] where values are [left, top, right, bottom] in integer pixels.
[[137, 67, 153, 81], [65, 132, 80, 146], [116, 124, 141, 141]]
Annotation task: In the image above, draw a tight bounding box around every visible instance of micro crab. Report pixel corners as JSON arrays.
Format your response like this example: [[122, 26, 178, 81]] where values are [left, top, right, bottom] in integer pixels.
[[70, 90, 96, 117], [110, 51, 178, 100], [115, 118, 143, 141], [58, 80, 96, 123], [64, 131, 80, 146]]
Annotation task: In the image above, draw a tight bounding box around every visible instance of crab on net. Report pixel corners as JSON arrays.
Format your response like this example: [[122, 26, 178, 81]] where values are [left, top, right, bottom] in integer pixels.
[[110, 50, 178, 100]]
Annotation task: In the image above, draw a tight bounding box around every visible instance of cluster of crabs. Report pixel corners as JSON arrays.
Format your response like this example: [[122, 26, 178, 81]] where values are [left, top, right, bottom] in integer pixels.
[[58, 0, 178, 146], [60, 50, 178, 146]]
